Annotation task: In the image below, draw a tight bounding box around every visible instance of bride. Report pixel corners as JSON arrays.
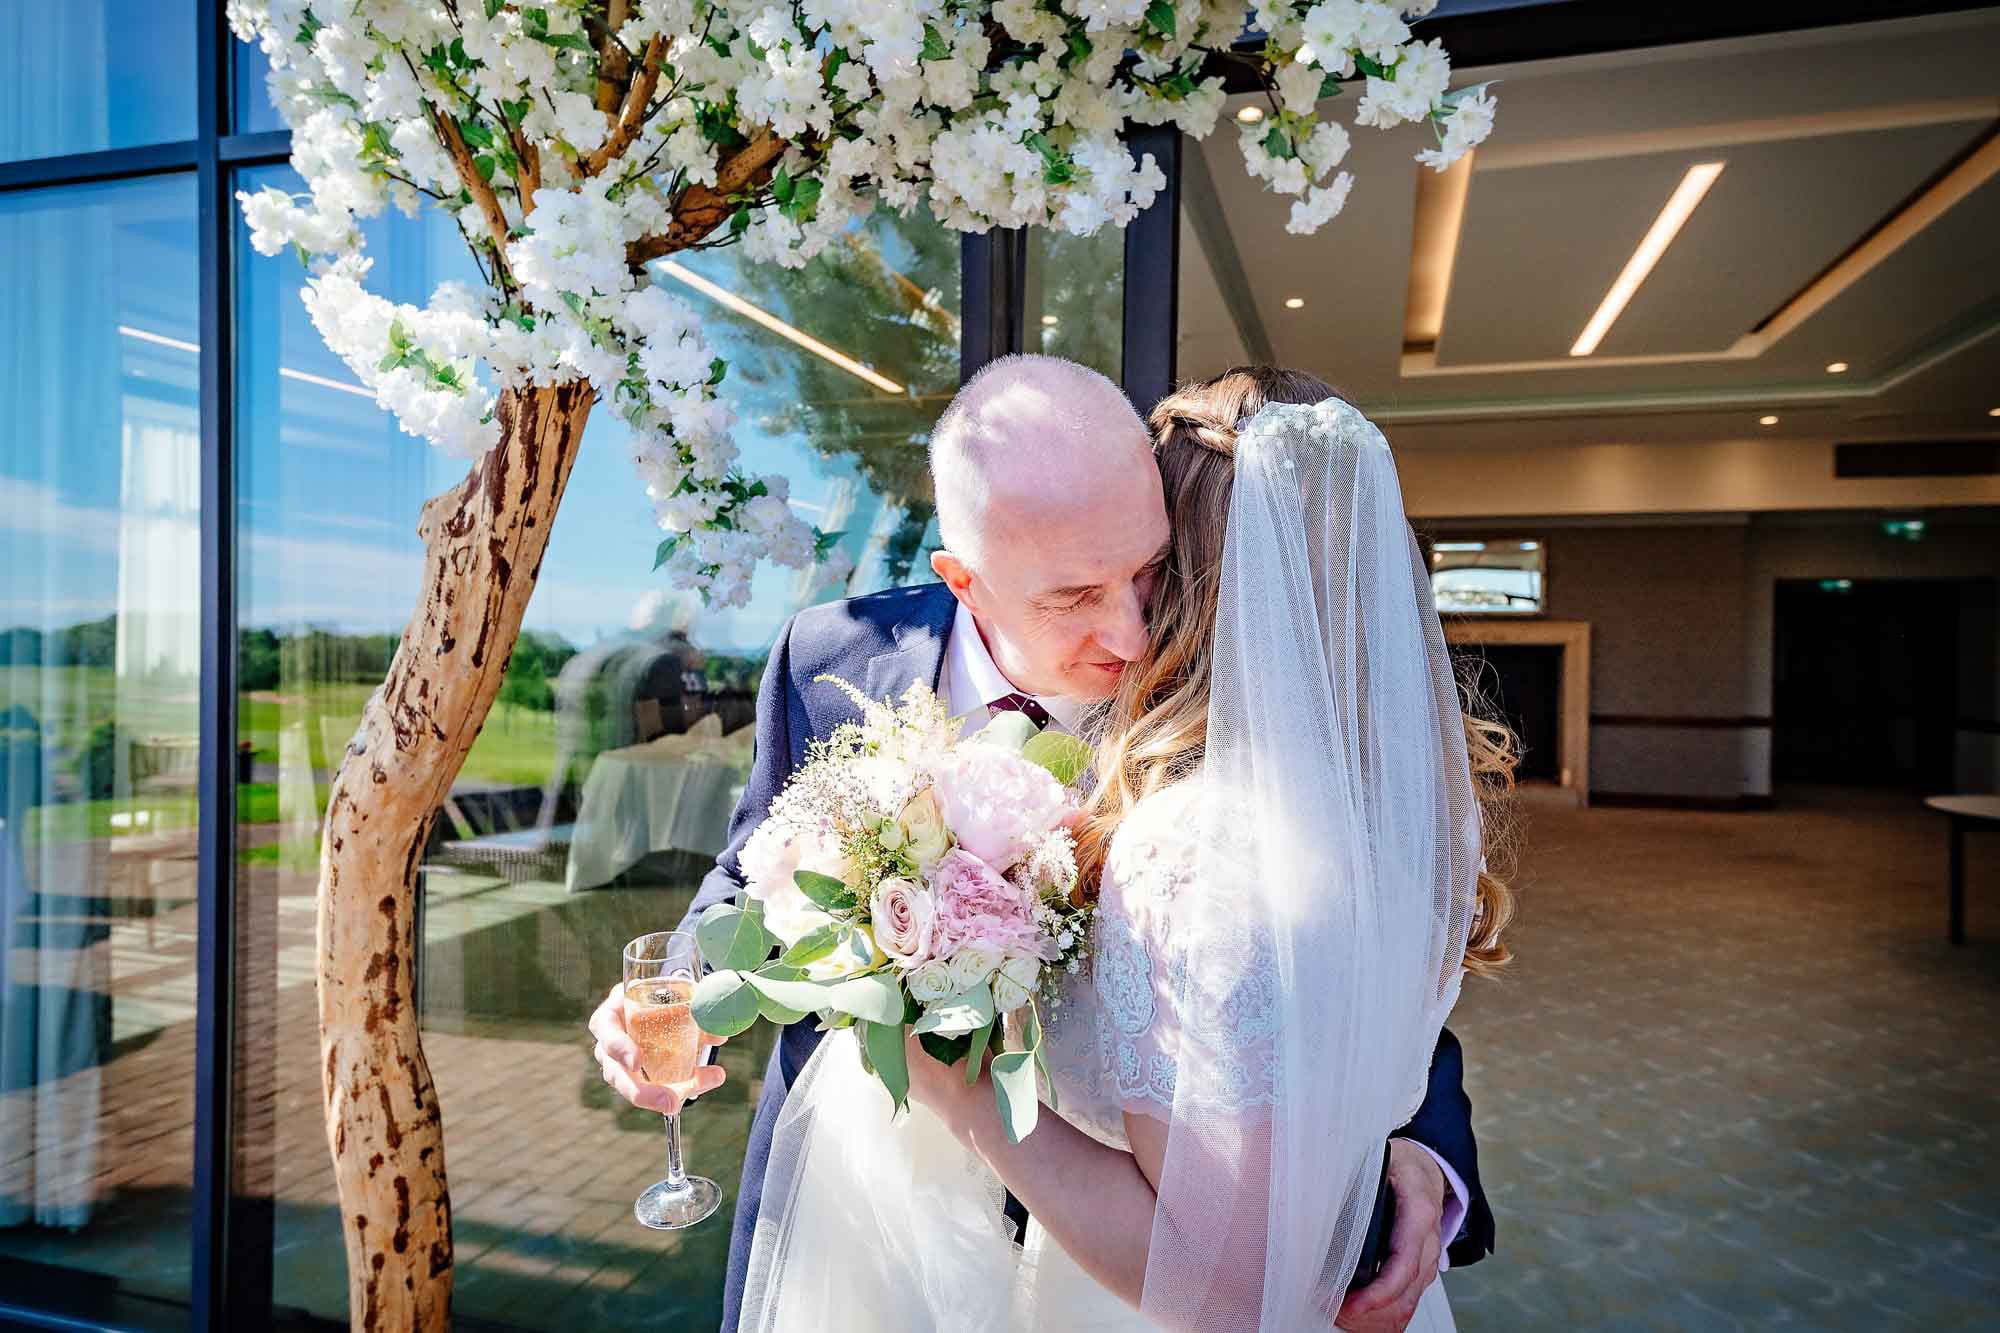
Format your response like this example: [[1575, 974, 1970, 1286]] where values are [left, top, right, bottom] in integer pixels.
[[740, 367, 1517, 1332]]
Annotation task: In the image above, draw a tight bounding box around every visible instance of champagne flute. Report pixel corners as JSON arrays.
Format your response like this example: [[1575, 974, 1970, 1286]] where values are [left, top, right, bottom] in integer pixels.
[[623, 930, 722, 1229]]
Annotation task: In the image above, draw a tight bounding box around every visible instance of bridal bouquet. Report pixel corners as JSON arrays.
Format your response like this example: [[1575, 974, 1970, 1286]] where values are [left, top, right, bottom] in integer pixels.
[[688, 677, 1094, 1141]]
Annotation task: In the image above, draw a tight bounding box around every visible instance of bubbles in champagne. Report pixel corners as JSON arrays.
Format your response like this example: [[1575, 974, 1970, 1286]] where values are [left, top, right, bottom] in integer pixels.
[[624, 977, 699, 1086]]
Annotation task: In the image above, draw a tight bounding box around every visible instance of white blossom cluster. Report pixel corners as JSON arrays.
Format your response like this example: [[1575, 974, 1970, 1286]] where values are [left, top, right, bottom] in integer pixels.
[[227, 0, 1491, 604]]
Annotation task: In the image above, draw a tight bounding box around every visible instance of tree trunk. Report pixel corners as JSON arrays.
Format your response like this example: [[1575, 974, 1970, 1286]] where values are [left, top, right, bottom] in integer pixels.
[[317, 381, 594, 1332]]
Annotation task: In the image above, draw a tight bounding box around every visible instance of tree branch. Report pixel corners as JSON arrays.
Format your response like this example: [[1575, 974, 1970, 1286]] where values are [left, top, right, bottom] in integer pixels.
[[584, 31, 667, 177], [430, 105, 515, 280], [625, 130, 788, 269], [594, 0, 632, 114], [507, 121, 542, 208]]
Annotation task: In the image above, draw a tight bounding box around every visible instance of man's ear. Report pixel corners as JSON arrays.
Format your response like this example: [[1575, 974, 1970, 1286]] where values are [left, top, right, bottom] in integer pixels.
[[931, 550, 976, 605]]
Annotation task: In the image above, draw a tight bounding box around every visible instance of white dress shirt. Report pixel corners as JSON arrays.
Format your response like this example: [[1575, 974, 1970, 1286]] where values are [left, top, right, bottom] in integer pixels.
[[940, 599, 1468, 1265]]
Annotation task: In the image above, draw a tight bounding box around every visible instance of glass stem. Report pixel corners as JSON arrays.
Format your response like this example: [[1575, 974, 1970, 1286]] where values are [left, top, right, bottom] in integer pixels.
[[661, 1111, 689, 1192]]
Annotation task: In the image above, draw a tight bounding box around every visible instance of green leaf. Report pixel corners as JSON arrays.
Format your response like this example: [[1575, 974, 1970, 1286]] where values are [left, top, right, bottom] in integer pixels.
[[971, 710, 1038, 752], [862, 1020, 910, 1111], [1064, 32, 1092, 67], [912, 982, 995, 1037], [1354, 52, 1390, 80], [921, 23, 951, 62], [696, 901, 776, 972], [963, 1016, 993, 1085], [728, 205, 751, 237], [1022, 731, 1093, 786], [708, 355, 728, 385], [757, 991, 812, 1025], [919, 1030, 973, 1066], [485, 0, 505, 18], [793, 869, 857, 911], [1318, 73, 1345, 99], [1019, 997, 1043, 1051], [654, 534, 682, 571], [991, 1051, 1040, 1143], [544, 29, 595, 53], [746, 970, 905, 1026], [1262, 125, 1295, 160], [459, 118, 495, 150], [472, 154, 496, 181], [295, 9, 324, 46], [689, 970, 763, 1037], [771, 168, 795, 205], [1144, 0, 1175, 38], [777, 922, 842, 968]]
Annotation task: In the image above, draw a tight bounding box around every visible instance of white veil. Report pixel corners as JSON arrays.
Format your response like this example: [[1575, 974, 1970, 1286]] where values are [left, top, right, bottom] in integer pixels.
[[1137, 397, 1479, 1329]]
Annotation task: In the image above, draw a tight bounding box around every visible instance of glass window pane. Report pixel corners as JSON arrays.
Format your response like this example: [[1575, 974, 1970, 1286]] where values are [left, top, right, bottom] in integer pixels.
[[236, 162, 957, 1326], [1429, 539, 1546, 615], [0, 1, 197, 163], [233, 40, 284, 136], [1026, 229, 1123, 381], [0, 173, 200, 1322]]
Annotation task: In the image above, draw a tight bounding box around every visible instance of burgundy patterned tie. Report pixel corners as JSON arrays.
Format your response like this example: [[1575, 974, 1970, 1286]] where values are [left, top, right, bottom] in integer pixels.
[[988, 692, 1053, 731]]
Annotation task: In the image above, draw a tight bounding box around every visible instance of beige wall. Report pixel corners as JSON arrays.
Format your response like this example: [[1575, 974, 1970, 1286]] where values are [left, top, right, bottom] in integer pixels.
[[1400, 437, 2000, 520], [1426, 512, 2000, 801]]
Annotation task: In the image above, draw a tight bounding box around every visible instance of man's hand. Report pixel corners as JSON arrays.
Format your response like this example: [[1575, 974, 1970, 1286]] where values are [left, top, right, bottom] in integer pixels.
[[1335, 1139, 1446, 1332], [588, 982, 727, 1114]]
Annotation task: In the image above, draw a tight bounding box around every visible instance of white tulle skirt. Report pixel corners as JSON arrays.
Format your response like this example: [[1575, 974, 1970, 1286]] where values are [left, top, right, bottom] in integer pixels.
[[739, 1031, 1453, 1333]]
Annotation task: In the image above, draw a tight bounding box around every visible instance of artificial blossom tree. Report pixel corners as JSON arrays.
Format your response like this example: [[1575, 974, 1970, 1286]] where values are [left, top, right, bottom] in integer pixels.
[[226, 0, 1495, 1325]]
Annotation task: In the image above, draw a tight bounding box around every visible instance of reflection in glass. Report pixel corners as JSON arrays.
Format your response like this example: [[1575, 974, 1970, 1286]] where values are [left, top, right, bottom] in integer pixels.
[[232, 38, 285, 136], [1430, 539, 1547, 615], [0, 1, 197, 163], [235, 159, 959, 1325], [0, 174, 199, 1320], [1027, 228, 1124, 382]]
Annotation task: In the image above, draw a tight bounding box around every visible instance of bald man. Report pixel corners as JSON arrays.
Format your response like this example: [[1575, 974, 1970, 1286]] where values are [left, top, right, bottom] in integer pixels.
[[588, 355, 1491, 1333]]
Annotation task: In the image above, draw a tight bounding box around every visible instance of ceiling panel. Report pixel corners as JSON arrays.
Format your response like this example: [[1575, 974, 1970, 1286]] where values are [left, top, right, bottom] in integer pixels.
[[1439, 121, 1988, 365]]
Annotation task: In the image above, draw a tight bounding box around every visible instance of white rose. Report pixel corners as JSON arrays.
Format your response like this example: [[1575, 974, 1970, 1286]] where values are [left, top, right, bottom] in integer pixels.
[[907, 960, 957, 1004], [946, 945, 1001, 994], [871, 878, 937, 967], [990, 953, 1043, 1013], [897, 787, 951, 872]]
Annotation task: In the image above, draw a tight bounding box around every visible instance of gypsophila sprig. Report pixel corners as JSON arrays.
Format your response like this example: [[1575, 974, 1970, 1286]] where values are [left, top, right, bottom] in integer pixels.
[[688, 676, 1097, 1141], [228, 0, 1493, 602]]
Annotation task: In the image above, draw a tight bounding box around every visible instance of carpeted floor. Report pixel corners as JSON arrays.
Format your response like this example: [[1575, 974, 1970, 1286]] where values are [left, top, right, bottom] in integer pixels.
[[1443, 785, 2000, 1332]]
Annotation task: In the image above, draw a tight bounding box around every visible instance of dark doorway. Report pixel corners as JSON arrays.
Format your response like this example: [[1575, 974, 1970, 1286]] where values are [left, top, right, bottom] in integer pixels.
[[1772, 579, 1964, 789], [1453, 643, 1562, 783]]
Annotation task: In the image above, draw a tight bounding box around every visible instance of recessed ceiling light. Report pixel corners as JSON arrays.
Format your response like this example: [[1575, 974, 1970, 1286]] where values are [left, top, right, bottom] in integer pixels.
[[1989, 407, 2000, 418], [1236, 105, 1265, 124], [1284, 297, 1305, 309], [1040, 314, 1059, 326], [1759, 414, 1779, 426], [1571, 162, 1726, 358], [1825, 361, 1849, 374]]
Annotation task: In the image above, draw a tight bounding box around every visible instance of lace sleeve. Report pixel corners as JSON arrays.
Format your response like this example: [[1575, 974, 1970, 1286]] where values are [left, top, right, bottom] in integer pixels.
[[1091, 790, 1281, 1122]]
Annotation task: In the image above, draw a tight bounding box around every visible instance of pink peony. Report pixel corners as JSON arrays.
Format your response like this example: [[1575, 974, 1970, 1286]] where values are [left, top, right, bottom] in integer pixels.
[[927, 849, 1047, 961], [930, 745, 1072, 871]]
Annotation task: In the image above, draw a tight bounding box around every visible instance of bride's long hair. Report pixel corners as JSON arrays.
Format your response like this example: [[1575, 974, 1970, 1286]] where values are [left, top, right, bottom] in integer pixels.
[[1076, 365, 1519, 976]]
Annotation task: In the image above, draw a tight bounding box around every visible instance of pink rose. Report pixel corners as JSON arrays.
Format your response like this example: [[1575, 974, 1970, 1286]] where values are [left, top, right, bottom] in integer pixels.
[[928, 849, 1046, 960], [871, 877, 936, 968]]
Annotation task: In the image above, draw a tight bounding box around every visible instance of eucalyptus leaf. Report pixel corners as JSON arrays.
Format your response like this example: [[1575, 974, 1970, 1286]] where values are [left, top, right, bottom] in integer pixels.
[[697, 901, 776, 972], [991, 1050, 1040, 1143], [756, 991, 812, 1025], [747, 970, 905, 1026], [862, 1020, 910, 1112], [1022, 731, 1093, 786], [912, 982, 995, 1037], [777, 922, 841, 968], [793, 869, 858, 911], [964, 1016, 994, 1085], [918, 1030, 972, 1066], [970, 710, 1037, 752], [689, 970, 762, 1038]]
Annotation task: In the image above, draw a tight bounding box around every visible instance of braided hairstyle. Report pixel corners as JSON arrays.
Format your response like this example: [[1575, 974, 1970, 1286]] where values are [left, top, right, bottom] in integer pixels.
[[1074, 366, 1519, 977]]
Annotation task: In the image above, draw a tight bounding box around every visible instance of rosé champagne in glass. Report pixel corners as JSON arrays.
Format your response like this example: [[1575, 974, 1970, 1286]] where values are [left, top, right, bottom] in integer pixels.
[[623, 931, 721, 1229]]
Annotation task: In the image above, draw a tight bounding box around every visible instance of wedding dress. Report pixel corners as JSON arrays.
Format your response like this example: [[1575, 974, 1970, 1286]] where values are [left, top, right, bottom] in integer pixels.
[[743, 398, 1477, 1333]]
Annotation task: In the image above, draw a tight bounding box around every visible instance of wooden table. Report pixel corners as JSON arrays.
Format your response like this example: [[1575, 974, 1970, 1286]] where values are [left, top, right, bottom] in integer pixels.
[[1923, 795, 2000, 945]]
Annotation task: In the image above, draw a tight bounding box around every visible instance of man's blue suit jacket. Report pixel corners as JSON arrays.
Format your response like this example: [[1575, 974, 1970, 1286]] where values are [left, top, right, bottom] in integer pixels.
[[677, 583, 1494, 1331]]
